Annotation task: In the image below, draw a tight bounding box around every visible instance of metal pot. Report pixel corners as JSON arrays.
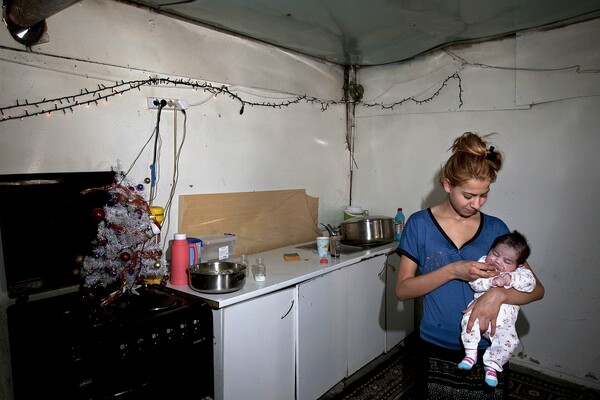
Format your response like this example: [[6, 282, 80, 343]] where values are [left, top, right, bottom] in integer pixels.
[[188, 261, 246, 294], [339, 215, 394, 246]]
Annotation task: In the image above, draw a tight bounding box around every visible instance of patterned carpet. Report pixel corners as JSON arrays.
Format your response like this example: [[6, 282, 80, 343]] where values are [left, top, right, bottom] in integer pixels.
[[323, 337, 600, 400]]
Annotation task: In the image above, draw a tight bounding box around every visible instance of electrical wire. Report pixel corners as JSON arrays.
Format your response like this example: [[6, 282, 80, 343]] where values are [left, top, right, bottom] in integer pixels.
[[161, 109, 188, 253], [444, 49, 600, 73], [120, 102, 186, 255], [148, 100, 167, 205], [123, 126, 158, 182]]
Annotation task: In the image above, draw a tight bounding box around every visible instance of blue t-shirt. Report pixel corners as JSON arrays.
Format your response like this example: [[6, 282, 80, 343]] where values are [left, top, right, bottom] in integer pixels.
[[398, 208, 510, 350]]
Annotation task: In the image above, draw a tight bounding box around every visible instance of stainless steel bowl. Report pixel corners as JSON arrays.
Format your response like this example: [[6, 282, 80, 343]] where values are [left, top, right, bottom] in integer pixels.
[[188, 261, 246, 294]]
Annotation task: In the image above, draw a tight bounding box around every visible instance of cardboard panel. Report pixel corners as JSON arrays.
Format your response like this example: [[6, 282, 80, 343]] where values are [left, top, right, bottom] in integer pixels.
[[179, 189, 320, 256]]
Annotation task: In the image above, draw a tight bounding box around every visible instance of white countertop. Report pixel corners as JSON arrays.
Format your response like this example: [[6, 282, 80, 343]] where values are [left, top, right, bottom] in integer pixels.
[[168, 240, 398, 308]]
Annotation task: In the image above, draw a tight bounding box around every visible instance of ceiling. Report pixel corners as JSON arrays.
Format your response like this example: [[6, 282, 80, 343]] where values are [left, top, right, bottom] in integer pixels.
[[124, 0, 600, 66]]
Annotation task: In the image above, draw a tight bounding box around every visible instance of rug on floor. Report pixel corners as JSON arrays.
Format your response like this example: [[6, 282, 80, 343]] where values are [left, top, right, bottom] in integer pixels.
[[336, 348, 600, 400]]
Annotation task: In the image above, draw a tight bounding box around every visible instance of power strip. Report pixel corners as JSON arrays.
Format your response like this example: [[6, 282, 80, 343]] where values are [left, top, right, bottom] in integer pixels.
[[147, 97, 189, 110]]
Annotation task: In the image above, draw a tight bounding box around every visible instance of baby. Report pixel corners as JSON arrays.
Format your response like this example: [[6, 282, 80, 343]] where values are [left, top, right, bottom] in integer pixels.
[[458, 231, 536, 387]]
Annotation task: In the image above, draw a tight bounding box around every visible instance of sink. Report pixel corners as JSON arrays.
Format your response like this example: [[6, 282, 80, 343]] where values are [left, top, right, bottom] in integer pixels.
[[295, 242, 366, 254]]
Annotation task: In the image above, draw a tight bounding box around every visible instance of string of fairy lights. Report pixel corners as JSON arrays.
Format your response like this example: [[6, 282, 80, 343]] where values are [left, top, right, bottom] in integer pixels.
[[2, 42, 599, 123], [0, 74, 464, 122]]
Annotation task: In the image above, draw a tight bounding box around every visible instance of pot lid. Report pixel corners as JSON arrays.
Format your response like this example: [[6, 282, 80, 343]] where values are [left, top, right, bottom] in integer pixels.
[[341, 215, 393, 224]]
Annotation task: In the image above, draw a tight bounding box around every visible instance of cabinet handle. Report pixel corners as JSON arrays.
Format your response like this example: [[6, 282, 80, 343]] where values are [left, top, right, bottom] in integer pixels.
[[387, 261, 396, 272], [280, 299, 294, 319]]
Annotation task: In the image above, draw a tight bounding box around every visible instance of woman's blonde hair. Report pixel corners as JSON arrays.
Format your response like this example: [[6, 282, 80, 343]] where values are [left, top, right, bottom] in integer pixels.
[[439, 132, 503, 187]]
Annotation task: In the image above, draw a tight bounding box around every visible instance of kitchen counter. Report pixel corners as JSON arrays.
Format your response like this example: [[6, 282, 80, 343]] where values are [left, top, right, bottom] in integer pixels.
[[168, 240, 398, 308], [167, 239, 411, 400]]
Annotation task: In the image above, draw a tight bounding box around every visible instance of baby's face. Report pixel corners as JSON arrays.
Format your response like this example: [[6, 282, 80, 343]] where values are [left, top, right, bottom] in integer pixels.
[[485, 243, 520, 272]]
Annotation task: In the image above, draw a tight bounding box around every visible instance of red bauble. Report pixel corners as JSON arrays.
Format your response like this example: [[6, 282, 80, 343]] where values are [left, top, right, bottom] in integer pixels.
[[92, 208, 105, 222], [120, 252, 131, 262]]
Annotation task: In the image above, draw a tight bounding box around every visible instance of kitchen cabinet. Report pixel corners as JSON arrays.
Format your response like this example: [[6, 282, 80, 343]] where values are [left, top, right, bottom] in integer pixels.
[[216, 287, 296, 400], [347, 255, 387, 375], [385, 253, 414, 351], [296, 268, 348, 400], [176, 242, 404, 400], [297, 254, 388, 399]]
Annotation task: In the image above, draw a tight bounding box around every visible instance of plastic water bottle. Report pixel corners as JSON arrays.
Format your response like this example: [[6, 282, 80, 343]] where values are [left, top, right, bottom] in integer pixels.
[[170, 233, 190, 285], [394, 208, 405, 241]]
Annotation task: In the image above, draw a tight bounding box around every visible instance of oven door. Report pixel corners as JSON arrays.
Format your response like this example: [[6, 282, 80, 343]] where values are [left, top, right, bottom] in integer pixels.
[[7, 291, 214, 400]]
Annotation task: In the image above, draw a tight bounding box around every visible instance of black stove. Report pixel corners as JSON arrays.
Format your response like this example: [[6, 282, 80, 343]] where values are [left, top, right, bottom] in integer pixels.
[[7, 285, 214, 400], [0, 172, 214, 399]]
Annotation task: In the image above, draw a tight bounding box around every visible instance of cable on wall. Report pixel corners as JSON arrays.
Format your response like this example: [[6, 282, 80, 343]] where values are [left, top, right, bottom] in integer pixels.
[[148, 99, 167, 205], [443, 49, 600, 73], [159, 108, 188, 254], [119, 101, 187, 255]]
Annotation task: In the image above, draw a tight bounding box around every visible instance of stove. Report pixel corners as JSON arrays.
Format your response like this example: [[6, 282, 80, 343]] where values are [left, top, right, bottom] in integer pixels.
[[7, 285, 214, 400], [0, 171, 214, 399]]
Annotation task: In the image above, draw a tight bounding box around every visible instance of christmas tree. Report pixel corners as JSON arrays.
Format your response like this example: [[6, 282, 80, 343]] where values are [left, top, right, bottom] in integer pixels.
[[81, 173, 167, 306]]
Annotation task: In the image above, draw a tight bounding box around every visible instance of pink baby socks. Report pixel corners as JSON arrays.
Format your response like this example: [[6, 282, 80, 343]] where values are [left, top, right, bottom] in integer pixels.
[[458, 349, 477, 370]]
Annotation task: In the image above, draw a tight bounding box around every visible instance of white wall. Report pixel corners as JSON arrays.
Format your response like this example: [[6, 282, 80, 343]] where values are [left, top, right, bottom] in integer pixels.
[[354, 18, 600, 388], [0, 1, 349, 227], [0, 1, 349, 398]]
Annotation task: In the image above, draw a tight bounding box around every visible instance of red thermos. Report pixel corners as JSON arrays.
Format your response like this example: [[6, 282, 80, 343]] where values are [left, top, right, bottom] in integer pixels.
[[170, 233, 190, 285]]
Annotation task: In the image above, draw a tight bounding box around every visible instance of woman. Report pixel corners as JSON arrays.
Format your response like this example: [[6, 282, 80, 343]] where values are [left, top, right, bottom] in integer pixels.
[[395, 132, 544, 398]]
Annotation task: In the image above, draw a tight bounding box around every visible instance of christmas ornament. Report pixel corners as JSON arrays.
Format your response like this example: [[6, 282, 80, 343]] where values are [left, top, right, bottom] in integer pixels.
[[92, 208, 105, 222], [149, 206, 164, 224]]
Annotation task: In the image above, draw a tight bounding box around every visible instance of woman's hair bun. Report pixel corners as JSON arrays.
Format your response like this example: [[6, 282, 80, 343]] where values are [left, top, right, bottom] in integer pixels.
[[440, 132, 503, 186]]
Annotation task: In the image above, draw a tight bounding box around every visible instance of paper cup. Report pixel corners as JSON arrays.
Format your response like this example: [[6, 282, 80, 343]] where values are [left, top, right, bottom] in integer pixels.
[[316, 237, 329, 258]]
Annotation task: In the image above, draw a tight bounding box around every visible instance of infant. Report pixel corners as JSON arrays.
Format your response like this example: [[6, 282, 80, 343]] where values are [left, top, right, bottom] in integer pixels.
[[458, 231, 536, 387]]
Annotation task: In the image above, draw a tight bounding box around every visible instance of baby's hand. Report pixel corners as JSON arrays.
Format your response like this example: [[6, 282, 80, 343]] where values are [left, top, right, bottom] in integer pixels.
[[491, 273, 512, 287]]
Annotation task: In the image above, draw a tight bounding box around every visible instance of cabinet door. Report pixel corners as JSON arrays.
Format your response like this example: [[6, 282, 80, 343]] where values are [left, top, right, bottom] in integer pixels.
[[222, 288, 296, 400], [347, 255, 387, 375], [297, 268, 348, 400], [385, 253, 414, 351]]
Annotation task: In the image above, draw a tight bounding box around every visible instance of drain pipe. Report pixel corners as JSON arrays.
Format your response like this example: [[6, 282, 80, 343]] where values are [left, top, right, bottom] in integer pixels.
[[3, 0, 79, 46]]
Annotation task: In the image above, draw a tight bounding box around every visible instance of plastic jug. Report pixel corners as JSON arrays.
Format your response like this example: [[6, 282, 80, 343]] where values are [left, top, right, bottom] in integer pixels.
[[170, 233, 190, 285]]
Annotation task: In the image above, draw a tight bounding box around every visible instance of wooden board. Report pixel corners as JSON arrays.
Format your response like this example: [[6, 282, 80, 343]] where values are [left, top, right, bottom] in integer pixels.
[[179, 189, 320, 256]]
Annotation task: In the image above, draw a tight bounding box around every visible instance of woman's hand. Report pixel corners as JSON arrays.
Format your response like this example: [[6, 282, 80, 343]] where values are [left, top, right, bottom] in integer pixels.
[[463, 288, 505, 336], [397, 258, 499, 301], [454, 260, 498, 282]]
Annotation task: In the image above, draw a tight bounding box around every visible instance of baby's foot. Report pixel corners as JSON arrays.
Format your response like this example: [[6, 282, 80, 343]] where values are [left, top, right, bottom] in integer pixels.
[[457, 356, 476, 370], [485, 367, 498, 387]]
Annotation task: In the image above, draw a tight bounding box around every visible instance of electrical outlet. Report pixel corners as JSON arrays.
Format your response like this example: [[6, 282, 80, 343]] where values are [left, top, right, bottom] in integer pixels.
[[147, 97, 189, 110]]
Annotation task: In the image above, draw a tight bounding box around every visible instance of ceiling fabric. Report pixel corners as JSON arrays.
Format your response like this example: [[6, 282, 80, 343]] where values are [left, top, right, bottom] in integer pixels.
[[126, 0, 600, 66]]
